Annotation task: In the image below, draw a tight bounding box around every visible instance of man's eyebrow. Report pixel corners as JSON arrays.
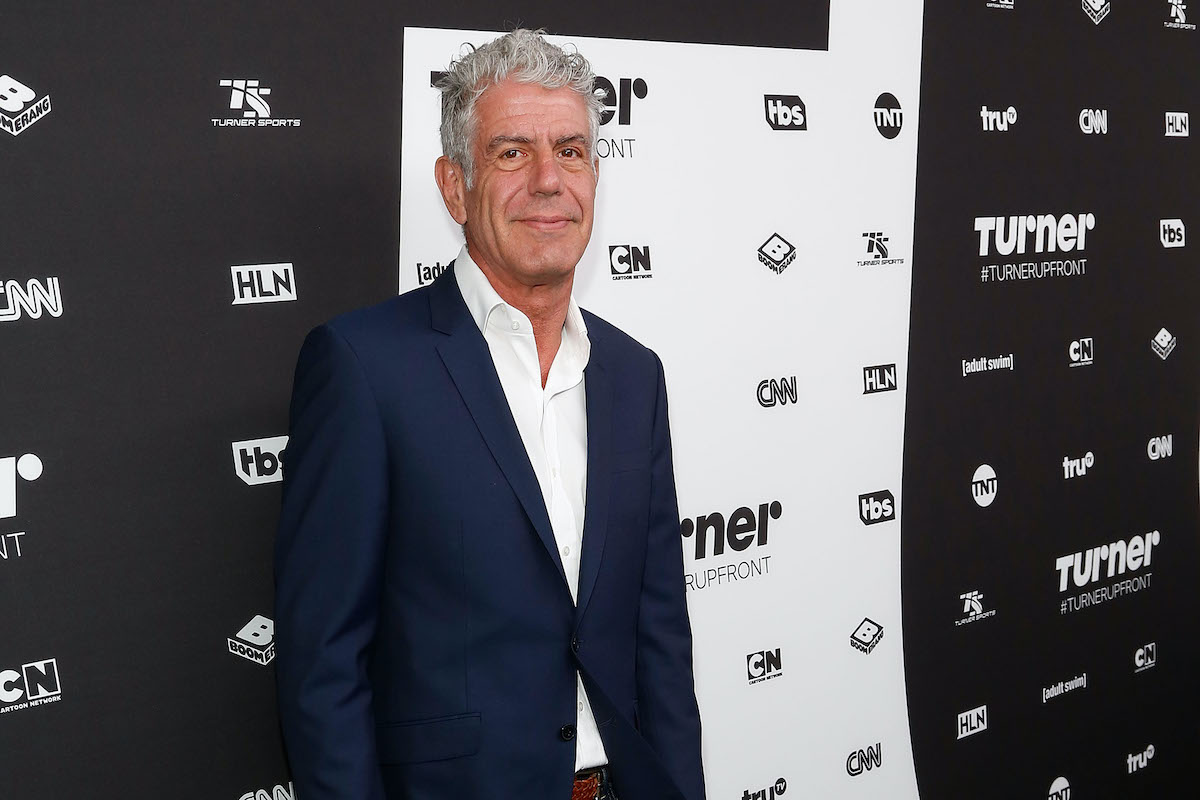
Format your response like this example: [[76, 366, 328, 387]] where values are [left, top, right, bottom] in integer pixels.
[[554, 133, 588, 147], [486, 135, 533, 151]]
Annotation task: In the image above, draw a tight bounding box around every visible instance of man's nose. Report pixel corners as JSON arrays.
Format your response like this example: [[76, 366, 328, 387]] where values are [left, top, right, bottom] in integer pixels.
[[528, 151, 563, 195]]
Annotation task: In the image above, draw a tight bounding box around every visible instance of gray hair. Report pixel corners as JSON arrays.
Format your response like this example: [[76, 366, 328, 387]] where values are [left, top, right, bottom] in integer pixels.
[[436, 28, 605, 188]]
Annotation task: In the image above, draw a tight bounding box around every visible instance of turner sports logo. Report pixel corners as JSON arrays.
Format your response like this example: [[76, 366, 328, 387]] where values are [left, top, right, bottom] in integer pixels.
[[746, 648, 782, 685], [846, 743, 882, 775], [1058, 531, 1159, 615], [764, 95, 806, 130], [956, 590, 996, 626], [1, 277, 63, 323], [239, 783, 294, 800], [0, 658, 61, 714], [0, 75, 51, 137], [1166, 0, 1196, 29], [975, 212, 1094, 284], [228, 615, 275, 665], [681, 500, 781, 591], [233, 436, 287, 485], [957, 704, 987, 739], [231, 263, 296, 305], [858, 232, 905, 266], [213, 79, 301, 127], [609, 245, 652, 280]]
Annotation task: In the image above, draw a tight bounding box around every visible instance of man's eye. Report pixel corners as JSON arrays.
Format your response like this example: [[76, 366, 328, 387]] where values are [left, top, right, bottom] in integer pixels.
[[501, 149, 521, 159], [560, 147, 579, 158]]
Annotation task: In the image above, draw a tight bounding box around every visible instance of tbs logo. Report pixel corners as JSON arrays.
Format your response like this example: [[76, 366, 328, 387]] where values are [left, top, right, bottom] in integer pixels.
[[1135, 642, 1157, 673], [609, 245, 652, 280], [1069, 338, 1093, 367], [764, 95, 807, 130], [858, 491, 895, 525], [846, 743, 882, 776], [1160, 219, 1185, 248], [228, 615, 276, 665], [594, 76, 648, 126], [863, 364, 897, 394], [0, 658, 61, 709], [680, 501, 781, 560], [746, 648, 783, 685], [231, 263, 296, 305], [1, 453, 42, 520], [233, 436, 288, 485]]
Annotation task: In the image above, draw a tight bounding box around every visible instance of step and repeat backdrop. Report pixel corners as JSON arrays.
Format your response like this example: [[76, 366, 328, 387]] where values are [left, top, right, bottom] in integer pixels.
[[1, 1, 1196, 799]]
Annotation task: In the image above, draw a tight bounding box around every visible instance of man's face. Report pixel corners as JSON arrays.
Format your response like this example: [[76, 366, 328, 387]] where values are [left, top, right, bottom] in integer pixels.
[[439, 80, 598, 287]]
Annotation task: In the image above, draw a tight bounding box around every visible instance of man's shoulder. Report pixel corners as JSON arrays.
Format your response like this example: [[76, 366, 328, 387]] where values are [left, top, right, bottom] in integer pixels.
[[581, 308, 662, 379]]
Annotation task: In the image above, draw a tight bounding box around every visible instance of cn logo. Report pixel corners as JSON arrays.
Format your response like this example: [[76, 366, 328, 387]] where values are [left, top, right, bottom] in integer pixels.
[[858, 490, 895, 525], [1160, 218, 1186, 248], [231, 263, 296, 305], [1135, 642, 1157, 672], [1079, 108, 1108, 134], [0, 75, 52, 137], [971, 464, 998, 507], [233, 436, 288, 485], [608, 245, 652, 280], [594, 77, 647, 126], [220, 79, 272, 118], [757, 377, 797, 408], [873, 93, 903, 139], [1048, 776, 1071, 800], [228, 615, 276, 665], [1147, 435, 1173, 460], [746, 648, 782, 684], [0, 658, 61, 705], [846, 742, 882, 776], [0, 453, 42, 520], [681, 501, 781, 560], [1069, 337, 1093, 367], [764, 95, 807, 130]]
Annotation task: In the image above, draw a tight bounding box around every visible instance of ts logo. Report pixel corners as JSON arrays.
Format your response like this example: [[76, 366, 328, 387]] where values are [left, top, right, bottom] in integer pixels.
[[233, 436, 287, 485], [220, 79, 272, 118], [1, 453, 43, 520], [608, 245, 652, 280]]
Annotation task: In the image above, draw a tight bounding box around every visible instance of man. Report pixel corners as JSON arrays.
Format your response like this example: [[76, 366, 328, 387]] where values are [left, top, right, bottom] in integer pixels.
[[275, 29, 705, 800]]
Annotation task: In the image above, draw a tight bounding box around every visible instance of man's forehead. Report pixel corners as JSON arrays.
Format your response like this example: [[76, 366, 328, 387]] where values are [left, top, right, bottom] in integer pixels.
[[475, 81, 588, 132]]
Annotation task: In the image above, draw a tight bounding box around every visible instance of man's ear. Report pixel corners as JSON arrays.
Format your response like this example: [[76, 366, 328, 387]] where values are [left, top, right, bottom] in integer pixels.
[[434, 156, 468, 225]]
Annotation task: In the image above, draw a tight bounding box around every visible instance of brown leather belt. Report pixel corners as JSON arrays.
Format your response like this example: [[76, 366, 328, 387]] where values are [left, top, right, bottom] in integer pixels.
[[571, 766, 605, 800]]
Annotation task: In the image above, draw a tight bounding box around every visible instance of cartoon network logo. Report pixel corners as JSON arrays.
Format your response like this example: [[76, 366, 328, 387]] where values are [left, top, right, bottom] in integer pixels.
[[0, 658, 61, 714]]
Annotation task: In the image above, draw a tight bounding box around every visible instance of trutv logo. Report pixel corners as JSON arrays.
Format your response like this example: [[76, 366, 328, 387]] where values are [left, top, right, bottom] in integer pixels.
[[233, 436, 287, 485], [0, 658, 61, 714]]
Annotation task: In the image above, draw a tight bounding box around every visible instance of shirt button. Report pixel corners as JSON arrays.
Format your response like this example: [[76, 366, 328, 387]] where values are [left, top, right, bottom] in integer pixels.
[[578, 701, 584, 712], [559, 724, 576, 741], [562, 545, 571, 557], [570, 637, 580, 654], [510, 321, 520, 331]]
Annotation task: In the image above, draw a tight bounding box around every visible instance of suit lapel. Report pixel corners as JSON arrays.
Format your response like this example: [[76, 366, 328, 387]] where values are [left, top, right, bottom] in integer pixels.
[[576, 354, 612, 621], [429, 266, 568, 587]]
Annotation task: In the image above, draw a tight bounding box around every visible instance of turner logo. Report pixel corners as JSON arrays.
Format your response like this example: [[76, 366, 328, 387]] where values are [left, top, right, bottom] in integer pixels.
[[609, 245, 652, 280], [233, 436, 287, 485], [238, 783, 294, 800], [746, 648, 783, 685], [971, 465, 997, 507], [758, 233, 796, 274], [957, 704, 987, 739], [416, 261, 449, 287], [1147, 435, 1173, 460], [1160, 219, 1185, 248], [1057, 529, 1159, 611], [1127, 744, 1155, 774], [956, 590, 996, 626], [1082, 0, 1110, 25], [1062, 451, 1094, 479], [594, 76, 648, 126], [1135, 642, 1157, 673], [1069, 337, 1093, 367], [0, 277, 63, 323], [231, 263, 296, 305], [1079, 108, 1108, 134], [858, 491, 895, 525], [1048, 777, 1071, 800], [873, 93, 902, 139], [228, 615, 275, 665], [980, 105, 1017, 132], [975, 213, 1094, 257], [0, 75, 51, 137], [681, 501, 781, 591], [850, 618, 883, 654], [1152, 327, 1177, 360], [846, 743, 882, 775], [0, 658, 61, 714], [764, 95, 806, 130], [1166, 0, 1196, 29], [741, 778, 786, 800], [863, 364, 898, 394], [757, 377, 798, 408], [1166, 112, 1190, 136], [214, 79, 300, 127], [1, 453, 42, 520]]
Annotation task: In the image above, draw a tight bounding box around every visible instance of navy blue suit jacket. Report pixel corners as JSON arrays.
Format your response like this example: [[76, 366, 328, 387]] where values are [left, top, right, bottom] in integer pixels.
[[274, 264, 705, 800]]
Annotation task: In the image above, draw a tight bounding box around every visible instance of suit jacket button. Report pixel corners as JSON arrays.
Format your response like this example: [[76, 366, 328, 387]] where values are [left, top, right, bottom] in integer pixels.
[[570, 637, 580, 654], [559, 724, 577, 741]]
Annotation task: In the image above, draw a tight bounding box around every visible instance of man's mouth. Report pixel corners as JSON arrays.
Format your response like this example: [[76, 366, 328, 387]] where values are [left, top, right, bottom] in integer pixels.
[[519, 215, 572, 232]]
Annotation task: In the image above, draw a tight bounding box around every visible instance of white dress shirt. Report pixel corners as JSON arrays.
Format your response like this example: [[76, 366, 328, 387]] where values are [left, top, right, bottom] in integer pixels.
[[453, 244, 609, 771]]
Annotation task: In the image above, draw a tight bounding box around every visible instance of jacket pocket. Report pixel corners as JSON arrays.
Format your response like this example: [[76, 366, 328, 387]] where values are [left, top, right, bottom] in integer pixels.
[[376, 712, 481, 764]]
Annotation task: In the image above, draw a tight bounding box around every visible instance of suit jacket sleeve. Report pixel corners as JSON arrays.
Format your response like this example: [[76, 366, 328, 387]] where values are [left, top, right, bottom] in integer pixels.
[[274, 324, 388, 800], [636, 351, 706, 800]]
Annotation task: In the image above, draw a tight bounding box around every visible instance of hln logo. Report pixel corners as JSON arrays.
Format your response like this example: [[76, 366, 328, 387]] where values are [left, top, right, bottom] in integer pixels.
[[956, 704, 987, 739], [681, 501, 781, 560], [1147, 435, 1173, 460], [232, 436, 288, 485], [746, 648, 782, 684], [0, 453, 42, 520], [863, 364, 897, 394], [239, 783, 294, 800], [0, 277, 63, 323], [763, 95, 806, 130], [228, 615, 276, 665], [757, 377, 797, 407], [1135, 642, 1157, 672], [1160, 218, 1185, 248], [1165, 111, 1189, 137], [858, 491, 895, 525], [0, 658, 61, 707], [609, 245, 652, 280], [231, 263, 296, 305], [1069, 337, 1093, 367], [846, 742, 882, 776]]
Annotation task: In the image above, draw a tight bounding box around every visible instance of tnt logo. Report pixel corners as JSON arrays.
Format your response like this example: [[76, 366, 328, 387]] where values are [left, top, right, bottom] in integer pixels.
[[239, 783, 294, 800], [1069, 337, 1093, 367], [1062, 451, 1094, 479], [0, 277, 63, 323], [594, 76, 647, 126], [0, 75, 51, 137], [846, 743, 882, 776], [873, 93, 903, 139], [980, 105, 1017, 132], [1166, 112, 1189, 137], [1048, 777, 1071, 800], [746, 648, 782, 685], [757, 233, 796, 274], [0, 453, 42, 520], [220, 79, 271, 118], [1127, 744, 1155, 774], [681, 501, 781, 560], [1147, 435, 1173, 460], [971, 464, 998, 507], [1160, 218, 1185, 248], [416, 261, 448, 287], [764, 95, 806, 130], [863, 364, 897, 394], [1151, 327, 1177, 360], [757, 377, 797, 408], [863, 232, 889, 260], [228, 615, 275, 665], [850, 618, 883, 654], [233, 436, 288, 485], [956, 704, 987, 739], [231, 263, 296, 305], [858, 491, 895, 525], [1135, 642, 1157, 672], [0, 658, 61, 712], [741, 778, 786, 800], [609, 245, 652, 280], [1079, 108, 1108, 134]]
